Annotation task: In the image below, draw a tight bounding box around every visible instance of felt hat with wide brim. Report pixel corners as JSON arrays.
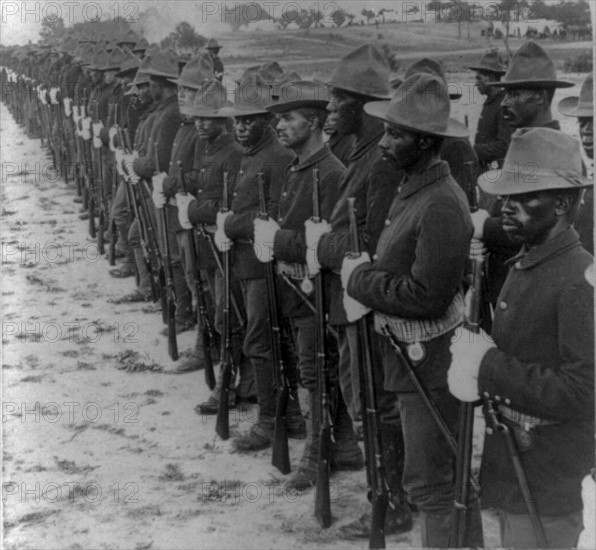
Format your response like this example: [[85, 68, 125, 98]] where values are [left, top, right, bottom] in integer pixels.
[[478, 127, 591, 195], [144, 49, 180, 79], [266, 80, 329, 112], [167, 54, 213, 89], [364, 73, 468, 138], [469, 49, 507, 75], [190, 79, 232, 117], [558, 73, 593, 118], [324, 44, 391, 100], [405, 58, 462, 100], [488, 41, 573, 89]]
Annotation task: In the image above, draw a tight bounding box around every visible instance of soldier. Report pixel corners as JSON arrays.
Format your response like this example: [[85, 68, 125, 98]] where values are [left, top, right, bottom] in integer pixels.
[[469, 49, 512, 173], [213, 74, 306, 451], [449, 127, 594, 548], [470, 41, 575, 307], [205, 38, 223, 81], [176, 78, 256, 403], [306, 44, 412, 538], [323, 110, 354, 166], [558, 73, 594, 254], [342, 72, 483, 547], [253, 80, 363, 488], [131, 49, 195, 334]]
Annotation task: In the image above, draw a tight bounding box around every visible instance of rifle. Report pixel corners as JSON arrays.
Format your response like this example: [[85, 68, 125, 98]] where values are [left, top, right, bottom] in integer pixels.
[[215, 171, 235, 440], [81, 90, 97, 240], [257, 172, 290, 474], [178, 161, 217, 390], [450, 160, 483, 547], [154, 141, 178, 360], [313, 170, 332, 528], [347, 197, 388, 547], [121, 129, 162, 306], [92, 98, 106, 256], [108, 103, 119, 267]]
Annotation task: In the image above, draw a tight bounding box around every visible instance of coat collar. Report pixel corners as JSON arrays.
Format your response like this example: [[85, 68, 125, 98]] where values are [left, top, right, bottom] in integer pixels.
[[244, 126, 279, 156], [205, 132, 235, 155], [288, 145, 332, 172], [348, 116, 384, 162], [398, 161, 451, 200], [508, 227, 583, 270]]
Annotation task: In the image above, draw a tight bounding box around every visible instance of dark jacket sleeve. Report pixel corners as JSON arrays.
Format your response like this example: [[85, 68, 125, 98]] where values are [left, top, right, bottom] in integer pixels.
[[348, 203, 471, 318], [478, 281, 595, 421], [474, 109, 511, 165]]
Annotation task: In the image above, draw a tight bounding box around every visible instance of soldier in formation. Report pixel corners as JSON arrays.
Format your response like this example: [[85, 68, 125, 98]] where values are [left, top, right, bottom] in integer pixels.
[[1, 28, 593, 549]]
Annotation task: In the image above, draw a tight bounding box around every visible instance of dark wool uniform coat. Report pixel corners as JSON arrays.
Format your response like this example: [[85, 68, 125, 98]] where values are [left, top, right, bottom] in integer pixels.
[[224, 126, 295, 280], [478, 228, 594, 516], [473, 89, 512, 172], [271, 146, 344, 317], [317, 117, 403, 325], [347, 161, 473, 391]]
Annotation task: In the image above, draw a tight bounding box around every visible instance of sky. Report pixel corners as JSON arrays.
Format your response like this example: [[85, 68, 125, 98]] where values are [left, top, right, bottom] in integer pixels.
[[0, 0, 591, 46]]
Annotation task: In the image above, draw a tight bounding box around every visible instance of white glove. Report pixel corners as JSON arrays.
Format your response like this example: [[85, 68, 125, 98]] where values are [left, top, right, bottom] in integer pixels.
[[448, 327, 495, 402], [39, 88, 48, 105], [108, 127, 118, 152], [151, 172, 168, 209], [343, 292, 371, 323], [175, 193, 194, 230], [471, 209, 490, 239], [340, 252, 371, 290], [469, 238, 486, 260], [63, 97, 72, 117], [72, 105, 80, 119], [49, 87, 59, 104], [92, 121, 104, 138], [304, 219, 331, 276], [93, 135, 102, 149], [81, 117, 92, 140], [253, 218, 280, 263], [122, 153, 137, 177], [214, 211, 233, 252]]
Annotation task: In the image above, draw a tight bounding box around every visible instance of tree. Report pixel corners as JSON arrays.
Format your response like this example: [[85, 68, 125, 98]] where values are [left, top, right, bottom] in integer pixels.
[[161, 22, 206, 55], [361, 9, 376, 24]]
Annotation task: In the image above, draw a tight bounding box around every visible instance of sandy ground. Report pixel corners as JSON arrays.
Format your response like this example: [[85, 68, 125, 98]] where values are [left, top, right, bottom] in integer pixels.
[[1, 70, 594, 549]]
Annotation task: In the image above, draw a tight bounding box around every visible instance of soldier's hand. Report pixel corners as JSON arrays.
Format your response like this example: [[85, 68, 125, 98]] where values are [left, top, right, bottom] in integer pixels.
[[341, 252, 371, 290], [304, 218, 331, 275], [471, 209, 490, 239], [175, 193, 194, 230], [215, 211, 233, 252], [63, 97, 72, 117], [108, 127, 118, 151], [448, 327, 495, 402], [151, 172, 168, 209], [253, 218, 280, 263], [342, 292, 371, 323]]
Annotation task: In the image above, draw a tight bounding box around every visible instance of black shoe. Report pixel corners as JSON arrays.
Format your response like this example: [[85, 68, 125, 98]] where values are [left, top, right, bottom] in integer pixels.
[[194, 392, 236, 415], [284, 469, 317, 491], [173, 354, 205, 373], [109, 265, 136, 278], [73, 197, 83, 203], [232, 425, 274, 451], [108, 289, 152, 304], [160, 319, 196, 336], [338, 504, 413, 539]]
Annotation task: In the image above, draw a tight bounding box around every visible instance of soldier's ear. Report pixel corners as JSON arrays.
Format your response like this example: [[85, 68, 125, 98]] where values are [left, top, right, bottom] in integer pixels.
[[417, 135, 434, 151]]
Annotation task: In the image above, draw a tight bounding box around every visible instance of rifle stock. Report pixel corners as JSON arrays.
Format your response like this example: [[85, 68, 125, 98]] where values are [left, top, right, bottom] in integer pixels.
[[313, 169, 332, 528], [216, 171, 235, 440], [348, 197, 388, 548], [256, 172, 290, 474]]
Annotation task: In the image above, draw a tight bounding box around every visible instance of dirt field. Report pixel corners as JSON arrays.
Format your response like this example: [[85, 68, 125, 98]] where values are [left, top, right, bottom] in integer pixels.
[[2, 25, 594, 550]]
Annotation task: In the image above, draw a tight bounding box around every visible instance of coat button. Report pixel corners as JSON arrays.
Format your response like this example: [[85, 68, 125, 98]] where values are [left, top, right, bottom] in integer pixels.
[[384, 219, 390, 226], [373, 254, 378, 261], [494, 395, 501, 402], [505, 398, 511, 405], [483, 391, 490, 398], [278, 217, 283, 223], [499, 301, 507, 310], [282, 192, 287, 197], [198, 189, 202, 194]]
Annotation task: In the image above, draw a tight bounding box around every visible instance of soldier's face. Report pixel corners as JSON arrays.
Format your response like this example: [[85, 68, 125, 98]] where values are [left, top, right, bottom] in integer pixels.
[[195, 117, 224, 141], [579, 117, 593, 159], [474, 71, 495, 95], [500, 191, 560, 247], [149, 80, 162, 101], [233, 115, 269, 148], [137, 83, 150, 102], [92, 70, 102, 84], [276, 110, 312, 149], [501, 88, 543, 128], [379, 123, 422, 171], [104, 70, 117, 84], [327, 89, 362, 136], [178, 86, 198, 116]]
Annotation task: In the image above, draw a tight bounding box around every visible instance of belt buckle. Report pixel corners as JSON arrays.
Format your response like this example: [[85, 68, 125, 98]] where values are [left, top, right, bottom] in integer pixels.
[[299, 278, 314, 295], [406, 342, 426, 363]]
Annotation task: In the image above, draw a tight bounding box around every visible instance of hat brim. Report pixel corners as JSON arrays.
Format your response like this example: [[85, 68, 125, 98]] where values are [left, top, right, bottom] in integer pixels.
[[266, 99, 329, 113], [191, 105, 233, 118], [115, 67, 138, 78], [478, 167, 592, 195], [558, 96, 593, 118], [166, 76, 203, 89], [364, 100, 469, 138], [488, 79, 574, 89], [218, 104, 271, 116], [323, 79, 392, 100], [468, 65, 506, 75], [145, 68, 180, 79]]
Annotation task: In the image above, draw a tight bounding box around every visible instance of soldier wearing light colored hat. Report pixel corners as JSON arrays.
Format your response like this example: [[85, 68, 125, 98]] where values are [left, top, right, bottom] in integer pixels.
[[213, 73, 306, 452], [253, 80, 363, 490], [175, 79, 255, 403], [449, 127, 594, 549], [341, 72, 483, 547], [308, 43, 413, 541]]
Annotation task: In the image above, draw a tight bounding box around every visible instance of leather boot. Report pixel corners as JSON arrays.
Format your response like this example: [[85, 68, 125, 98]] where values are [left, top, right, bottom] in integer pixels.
[[285, 391, 318, 490], [232, 414, 274, 451], [338, 424, 412, 540], [133, 247, 152, 298], [285, 386, 306, 439], [195, 366, 236, 415], [109, 225, 136, 278], [175, 328, 207, 373], [331, 392, 364, 471]]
